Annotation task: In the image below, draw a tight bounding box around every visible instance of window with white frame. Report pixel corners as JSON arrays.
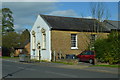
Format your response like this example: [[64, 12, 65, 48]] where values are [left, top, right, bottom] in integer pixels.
[[71, 34, 78, 49], [41, 28, 46, 49]]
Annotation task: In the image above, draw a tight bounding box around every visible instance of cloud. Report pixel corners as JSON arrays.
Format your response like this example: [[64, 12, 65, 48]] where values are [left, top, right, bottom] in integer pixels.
[[14, 25, 25, 32], [57, 0, 119, 2], [2, 0, 58, 2], [2, 2, 57, 32], [2, 0, 119, 2], [83, 16, 93, 19], [48, 9, 78, 17]]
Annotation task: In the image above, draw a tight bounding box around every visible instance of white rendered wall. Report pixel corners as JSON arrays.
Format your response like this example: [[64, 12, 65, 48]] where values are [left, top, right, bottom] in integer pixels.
[[30, 15, 51, 61]]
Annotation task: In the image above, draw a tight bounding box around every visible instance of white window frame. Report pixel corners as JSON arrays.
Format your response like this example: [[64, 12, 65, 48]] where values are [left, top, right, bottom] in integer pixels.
[[41, 28, 46, 50], [71, 34, 78, 49], [91, 34, 97, 41]]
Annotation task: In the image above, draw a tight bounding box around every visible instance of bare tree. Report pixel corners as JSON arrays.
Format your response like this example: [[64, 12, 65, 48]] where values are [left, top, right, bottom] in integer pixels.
[[89, 2, 111, 50], [79, 3, 110, 51], [90, 2, 111, 22]]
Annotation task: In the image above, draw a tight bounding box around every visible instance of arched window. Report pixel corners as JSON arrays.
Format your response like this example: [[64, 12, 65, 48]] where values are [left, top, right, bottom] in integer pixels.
[[32, 31, 36, 50], [41, 28, 46, 49]]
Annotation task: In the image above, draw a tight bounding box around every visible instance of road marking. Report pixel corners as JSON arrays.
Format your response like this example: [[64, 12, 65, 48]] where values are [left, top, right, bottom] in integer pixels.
[[45, 71, 79, 78]]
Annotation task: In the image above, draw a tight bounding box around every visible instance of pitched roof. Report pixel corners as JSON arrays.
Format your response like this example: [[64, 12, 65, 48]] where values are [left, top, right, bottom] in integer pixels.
[[21, 39, 30, 48], [14, 39, 30, 49], [103, 20, 120, 31], [40, 14, 108, 32]]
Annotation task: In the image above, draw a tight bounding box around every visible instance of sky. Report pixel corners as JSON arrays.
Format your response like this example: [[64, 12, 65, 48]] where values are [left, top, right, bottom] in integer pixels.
[[1, 1, 119, 32]]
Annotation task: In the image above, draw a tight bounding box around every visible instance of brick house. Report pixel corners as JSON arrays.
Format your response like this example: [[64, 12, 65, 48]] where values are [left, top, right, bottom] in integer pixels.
[[30, 14, 110, 61], [14, 39, 30, 56]]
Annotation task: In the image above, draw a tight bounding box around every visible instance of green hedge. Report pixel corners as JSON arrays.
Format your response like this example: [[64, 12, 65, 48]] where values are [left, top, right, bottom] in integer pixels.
[[94, 31, 120, 64]]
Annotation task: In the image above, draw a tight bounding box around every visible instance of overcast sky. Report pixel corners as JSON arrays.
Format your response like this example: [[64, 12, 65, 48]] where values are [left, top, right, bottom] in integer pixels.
[[2, 2, 119, 32]]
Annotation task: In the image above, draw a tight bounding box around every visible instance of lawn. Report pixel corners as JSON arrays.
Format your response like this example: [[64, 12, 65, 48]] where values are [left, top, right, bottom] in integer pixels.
[[53, 61, 75, 65], [2, 56, 19, 59], [91, 64, 120, 68]]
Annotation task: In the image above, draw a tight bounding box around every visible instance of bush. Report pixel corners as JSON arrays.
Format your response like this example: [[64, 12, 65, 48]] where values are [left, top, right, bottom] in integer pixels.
[[94, 31, 120, 64]]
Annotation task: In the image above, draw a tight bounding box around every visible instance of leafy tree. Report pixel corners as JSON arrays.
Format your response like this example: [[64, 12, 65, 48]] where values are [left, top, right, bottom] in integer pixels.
[[19, 29, 30, 44], [0, 9, 2, 46], [2, 32, 20, 56], [2, 29, 30, 56], [2, 8, 14, 34], [94, 30, 120, 64]]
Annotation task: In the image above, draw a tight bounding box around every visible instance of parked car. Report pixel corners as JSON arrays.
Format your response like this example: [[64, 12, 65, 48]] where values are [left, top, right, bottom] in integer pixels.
[[0, 51, 2, 57], [19, 54, 30, 62], [76, 50, 95, 64], [0, 47, 2, 57]]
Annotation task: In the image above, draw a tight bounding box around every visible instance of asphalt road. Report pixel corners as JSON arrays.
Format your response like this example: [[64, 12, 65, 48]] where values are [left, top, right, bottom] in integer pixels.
[[2, 60, 118, 78]]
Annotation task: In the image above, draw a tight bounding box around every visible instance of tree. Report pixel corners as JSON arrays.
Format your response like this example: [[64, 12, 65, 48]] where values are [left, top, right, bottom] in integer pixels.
[[90, 2, 111, 22], [19, 29, 30, 45], [0, 9, 2, 47], [78, 3, 111, 51], [94, 30, 120, 64], [2, 8, 14, 34], [2, 32, 20, 56], [2, 29, 30, 56], [89, 2, 111, 50]]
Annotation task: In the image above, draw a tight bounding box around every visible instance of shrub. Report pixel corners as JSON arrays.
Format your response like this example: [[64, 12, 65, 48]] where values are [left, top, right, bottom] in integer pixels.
[[94, 31, 120, 64]]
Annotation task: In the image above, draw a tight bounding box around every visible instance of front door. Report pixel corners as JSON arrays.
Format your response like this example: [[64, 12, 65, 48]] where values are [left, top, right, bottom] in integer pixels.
[[38, 49, 41, 60]]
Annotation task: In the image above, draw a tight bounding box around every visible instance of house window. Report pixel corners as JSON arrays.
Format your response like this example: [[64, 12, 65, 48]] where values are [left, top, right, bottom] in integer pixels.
[[71, 34, 78, 49], [90, 34, 97, 50], [41, 28, 46, 49], [91, 34, 97, 42], [33, 50, 35, 55]]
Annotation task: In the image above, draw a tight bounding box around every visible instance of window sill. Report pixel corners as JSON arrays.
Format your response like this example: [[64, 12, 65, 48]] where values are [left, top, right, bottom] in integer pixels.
[[71, 47, 78, 50]]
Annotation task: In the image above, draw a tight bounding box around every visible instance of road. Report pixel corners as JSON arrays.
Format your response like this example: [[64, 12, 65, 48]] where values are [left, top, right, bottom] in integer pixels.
[[2, 60, 119, 78]]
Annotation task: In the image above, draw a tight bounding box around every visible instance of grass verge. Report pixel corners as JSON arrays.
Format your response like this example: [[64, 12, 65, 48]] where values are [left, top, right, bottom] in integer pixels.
[[91, 64, 120, 68], [53, 61, 75, 65], [2, 56, 19, 59], [30, 59, 50, 62]]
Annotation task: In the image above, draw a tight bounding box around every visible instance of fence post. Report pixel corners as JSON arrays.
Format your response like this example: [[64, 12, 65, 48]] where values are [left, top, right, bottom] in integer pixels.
[[59, 51, 62, 59], [53, 51, 56, 62]]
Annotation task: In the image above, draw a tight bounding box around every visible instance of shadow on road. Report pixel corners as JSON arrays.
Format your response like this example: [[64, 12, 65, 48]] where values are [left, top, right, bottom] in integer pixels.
[[2, 64, 34, 80]]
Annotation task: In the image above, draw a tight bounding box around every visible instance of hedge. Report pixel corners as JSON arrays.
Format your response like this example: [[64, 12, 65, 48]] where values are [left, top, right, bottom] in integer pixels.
[[94, 31, 120, 64]]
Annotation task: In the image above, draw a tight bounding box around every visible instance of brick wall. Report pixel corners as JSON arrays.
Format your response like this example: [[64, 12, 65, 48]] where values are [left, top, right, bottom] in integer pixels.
[[51, 30, 109, 58], [14, 43, 30, 56], [25, 43, 30, 55], [14, 49, 21, 56]]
